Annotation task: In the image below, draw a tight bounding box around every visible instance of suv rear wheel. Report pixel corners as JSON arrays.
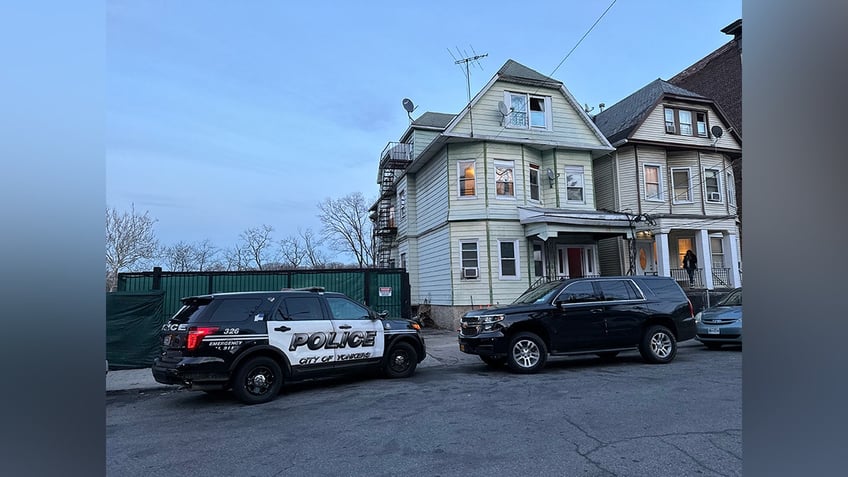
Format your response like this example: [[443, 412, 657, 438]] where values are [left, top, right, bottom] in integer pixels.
[[639, 325, 677, 364], [232, 356, 283, 405], [506, 332, 547, 374]]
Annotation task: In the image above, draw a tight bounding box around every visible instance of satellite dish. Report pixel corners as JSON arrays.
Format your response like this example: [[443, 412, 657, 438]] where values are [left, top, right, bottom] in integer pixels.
[[498, 101, 509, 116], [546, 168, 556, 180], [402, 98, 415, 113], [711, 125, 723, 138]]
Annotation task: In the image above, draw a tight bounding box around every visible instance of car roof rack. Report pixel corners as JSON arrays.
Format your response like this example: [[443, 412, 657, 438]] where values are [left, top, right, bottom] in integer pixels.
[[280, 286, 325, 293]]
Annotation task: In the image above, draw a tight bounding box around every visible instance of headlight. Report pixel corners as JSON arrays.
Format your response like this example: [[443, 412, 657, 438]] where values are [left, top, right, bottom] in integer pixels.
[[694, 312, 702, 324], [478, 314, 505, 324]]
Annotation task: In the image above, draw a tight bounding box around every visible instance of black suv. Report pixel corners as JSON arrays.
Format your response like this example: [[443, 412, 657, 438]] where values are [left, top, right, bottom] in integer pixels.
[[152, 288, 426, 404], [458, 276, 695, 373]]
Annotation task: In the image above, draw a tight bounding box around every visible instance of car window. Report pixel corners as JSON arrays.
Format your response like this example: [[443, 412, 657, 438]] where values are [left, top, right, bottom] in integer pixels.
[[557, 281, 599, 304], [640, 278, 686, 300], [513, 280, 562, 304], [206, 298, 270, 323], [171, 298, 213, 323], [277, 297, 325, 321], [717, 289, 742, 306], [326, 296, 372, 320], [597, 280, 642, 301]]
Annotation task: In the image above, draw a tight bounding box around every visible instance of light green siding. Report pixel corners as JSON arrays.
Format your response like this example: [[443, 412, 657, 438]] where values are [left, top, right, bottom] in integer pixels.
[[413, 129, 439, 157], [594, 154, 617, 211], [631, 101, 742, 151], [415, 149, 449, 232], [416, 225, 452, 304]]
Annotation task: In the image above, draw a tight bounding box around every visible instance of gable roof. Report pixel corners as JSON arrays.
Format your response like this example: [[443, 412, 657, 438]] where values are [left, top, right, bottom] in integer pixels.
[[496, 59, 563, 88], [593, 79, 707, 144], [411, 112, 455, 129]]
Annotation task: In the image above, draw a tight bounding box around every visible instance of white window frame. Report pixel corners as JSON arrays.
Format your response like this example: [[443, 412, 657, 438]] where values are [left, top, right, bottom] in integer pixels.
[[565, 165, 585, 204], [704, 168, 722, 203], [532, 241, 545, 277], [643, 164, 664, 202], [460, 240, 480, 279], [710, 236, 725, 269], [458, 160, 477, 198], [398, 189, 406, 219], [504, 91, 552, 130], [671, 167, 693, 203], [529, 164, 540, 202], [494, 160, 516, 199], [498, 240, 520, 280], [726, 171, 736, 206]]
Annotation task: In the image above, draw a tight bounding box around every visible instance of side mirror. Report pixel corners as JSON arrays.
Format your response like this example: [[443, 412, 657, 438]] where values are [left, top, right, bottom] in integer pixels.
[[554, 300, 565, 309], [378, 310, 389, 319]]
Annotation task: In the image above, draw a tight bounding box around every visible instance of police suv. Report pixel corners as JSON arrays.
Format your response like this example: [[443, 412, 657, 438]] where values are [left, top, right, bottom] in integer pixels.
[[152, 287, 426, 404]]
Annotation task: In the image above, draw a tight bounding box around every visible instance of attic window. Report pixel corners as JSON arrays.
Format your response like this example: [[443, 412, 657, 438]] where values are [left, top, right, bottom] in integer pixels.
[[505, 92, 551, 130], [664, 107, 710, 138]]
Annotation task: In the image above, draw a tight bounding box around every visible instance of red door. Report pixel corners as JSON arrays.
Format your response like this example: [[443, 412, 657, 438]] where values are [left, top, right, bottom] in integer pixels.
[[567, 248, 584, 278]]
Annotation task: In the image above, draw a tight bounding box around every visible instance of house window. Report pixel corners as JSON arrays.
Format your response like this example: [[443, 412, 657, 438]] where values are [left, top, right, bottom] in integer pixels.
[[495, 160, 515, 198], [710, 236, 725, 269], [726, 171, 736, 206], [677, 238, 694, 268], [705, 168, 721, 202], [533, 242, 544, 277], [398, 190, 406, 219], [498, 240, 520, 279], [664, 107, 709, 137], [400, 253, 407, 270], [505, 91, 551, 129], [460, 241, 479, 276], [565, 166, 584, 203], [529, 164, 540, 201], [671, 168, 692, 203], [458, 160, 476, 197], [644, 164, 663, 201]]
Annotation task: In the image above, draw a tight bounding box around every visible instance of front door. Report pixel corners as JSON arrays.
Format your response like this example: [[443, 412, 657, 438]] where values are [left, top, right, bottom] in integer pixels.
[[636, 241, 656, 275], [267, 296, 336, 375], [556, 245, 598, 278]]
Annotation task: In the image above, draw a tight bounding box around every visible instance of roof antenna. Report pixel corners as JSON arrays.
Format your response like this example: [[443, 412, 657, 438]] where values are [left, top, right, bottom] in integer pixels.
[[448, 46, 487, 137]]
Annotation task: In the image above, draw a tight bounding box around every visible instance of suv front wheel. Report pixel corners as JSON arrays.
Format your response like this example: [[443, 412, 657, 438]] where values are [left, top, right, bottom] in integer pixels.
[[506, 332, 547, 374], [639, 325, 677, 364]]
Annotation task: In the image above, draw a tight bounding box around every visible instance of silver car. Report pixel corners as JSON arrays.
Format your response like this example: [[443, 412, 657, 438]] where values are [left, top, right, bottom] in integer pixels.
[[695, 288, 742, 349]]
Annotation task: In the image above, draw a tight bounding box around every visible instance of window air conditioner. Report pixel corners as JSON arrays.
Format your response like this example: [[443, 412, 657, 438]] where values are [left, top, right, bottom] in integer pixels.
[[462, 267, 479, 279], [708, 192, 721, 201]]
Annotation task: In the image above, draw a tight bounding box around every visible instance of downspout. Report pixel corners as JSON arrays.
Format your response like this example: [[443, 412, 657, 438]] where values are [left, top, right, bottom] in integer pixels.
[[634, 145, 642, 215]]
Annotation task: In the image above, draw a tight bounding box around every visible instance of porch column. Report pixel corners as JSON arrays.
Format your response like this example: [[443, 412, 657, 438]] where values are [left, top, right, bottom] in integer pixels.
[[655, 233, 671, 277], [696, 230, 714, 289], [724, 233, 742, 287]]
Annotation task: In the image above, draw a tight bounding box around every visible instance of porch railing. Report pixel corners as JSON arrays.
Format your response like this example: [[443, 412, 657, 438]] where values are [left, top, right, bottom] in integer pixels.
[[529, 274, 600, 290]]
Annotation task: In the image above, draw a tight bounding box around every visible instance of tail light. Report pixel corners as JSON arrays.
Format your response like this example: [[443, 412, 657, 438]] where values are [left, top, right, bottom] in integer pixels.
[[687, 299, 694, 317], [187, 326, 219, 350]]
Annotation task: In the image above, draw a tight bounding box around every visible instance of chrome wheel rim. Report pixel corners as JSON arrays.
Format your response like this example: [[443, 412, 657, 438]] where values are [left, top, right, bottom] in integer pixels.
[[512, 339, 541, 368], [650, 332, 673, 359]]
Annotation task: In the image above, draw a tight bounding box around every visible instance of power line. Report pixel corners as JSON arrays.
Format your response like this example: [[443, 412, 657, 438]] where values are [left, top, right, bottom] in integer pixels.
[[549, 0, 617, 78]]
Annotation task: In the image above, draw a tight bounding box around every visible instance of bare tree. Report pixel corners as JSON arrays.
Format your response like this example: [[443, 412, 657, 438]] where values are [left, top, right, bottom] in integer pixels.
[[279, 235, 306, 269], [317, 192, 375, 268], [300, 228, 327, 268], [105, 204, 159, 291], [160, 239, 220, 272], [239, 224, 276, 270], [223, 244, 250, 271]]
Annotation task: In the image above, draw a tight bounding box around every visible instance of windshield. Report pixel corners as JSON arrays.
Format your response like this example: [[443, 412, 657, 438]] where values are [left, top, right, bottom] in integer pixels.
[[513, 280, 562, 304], [716, 289, 742, 306]]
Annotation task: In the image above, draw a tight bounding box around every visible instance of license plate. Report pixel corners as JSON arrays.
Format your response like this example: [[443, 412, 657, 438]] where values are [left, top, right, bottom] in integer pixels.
[[163, 335, 172, 346], [459, 343, 466, 352], [707, 327, 720, 335]]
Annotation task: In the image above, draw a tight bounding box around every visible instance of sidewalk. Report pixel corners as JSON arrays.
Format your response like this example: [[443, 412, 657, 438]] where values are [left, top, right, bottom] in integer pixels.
[[106, 328, 468, 394]]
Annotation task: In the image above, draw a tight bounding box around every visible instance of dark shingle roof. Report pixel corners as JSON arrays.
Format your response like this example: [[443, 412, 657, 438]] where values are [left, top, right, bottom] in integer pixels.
[[593, 79, 706, 143], [411, 112, 455, 129], [497, 59, 562, 88]]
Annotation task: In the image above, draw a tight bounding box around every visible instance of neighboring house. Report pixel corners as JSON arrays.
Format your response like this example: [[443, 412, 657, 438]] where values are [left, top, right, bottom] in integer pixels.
[[592, 79, 742, 290], [371, 60, 634, 329], [669, 19, 742, 236]]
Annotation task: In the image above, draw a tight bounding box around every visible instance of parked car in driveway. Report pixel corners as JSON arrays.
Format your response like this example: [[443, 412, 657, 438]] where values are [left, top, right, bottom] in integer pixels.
[[695, 287, 742, 349], [458, 276, 696, 373]]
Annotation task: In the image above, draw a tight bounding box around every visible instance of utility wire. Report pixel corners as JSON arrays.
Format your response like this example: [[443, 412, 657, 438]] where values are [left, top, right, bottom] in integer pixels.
[[549, 0, 617, 79]]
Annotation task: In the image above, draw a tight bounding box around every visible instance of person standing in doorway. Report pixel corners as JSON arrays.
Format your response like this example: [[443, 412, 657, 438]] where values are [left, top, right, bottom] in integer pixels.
[[683, 250, 698, 287]]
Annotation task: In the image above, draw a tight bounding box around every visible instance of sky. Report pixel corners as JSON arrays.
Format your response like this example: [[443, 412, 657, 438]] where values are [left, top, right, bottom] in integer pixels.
[[106, 0, 742, 262]]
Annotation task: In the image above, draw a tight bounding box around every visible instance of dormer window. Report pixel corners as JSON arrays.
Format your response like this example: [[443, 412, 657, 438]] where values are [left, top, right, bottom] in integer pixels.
[[664, 107, 709, 137], [505, 92, 551, 130]]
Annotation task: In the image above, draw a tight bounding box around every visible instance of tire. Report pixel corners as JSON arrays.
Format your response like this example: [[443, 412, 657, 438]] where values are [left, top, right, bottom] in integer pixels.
[[480, 355, 506, 368], [506, 332, 547, 374], [383, 342, 418, 379], [232, 356, 283, 405], [596, 351, 619, 361], [639, 325, 677, 364], [705, 342, 723, 350]]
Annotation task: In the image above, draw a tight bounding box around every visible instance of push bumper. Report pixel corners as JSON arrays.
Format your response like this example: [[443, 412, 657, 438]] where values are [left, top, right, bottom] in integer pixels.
[[152, 356, 231, 386], [457, 331, 509, 357]]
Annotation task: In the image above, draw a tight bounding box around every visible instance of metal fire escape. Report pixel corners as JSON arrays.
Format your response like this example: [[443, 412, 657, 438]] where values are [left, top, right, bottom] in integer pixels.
[[374, 141, 413, 267]]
